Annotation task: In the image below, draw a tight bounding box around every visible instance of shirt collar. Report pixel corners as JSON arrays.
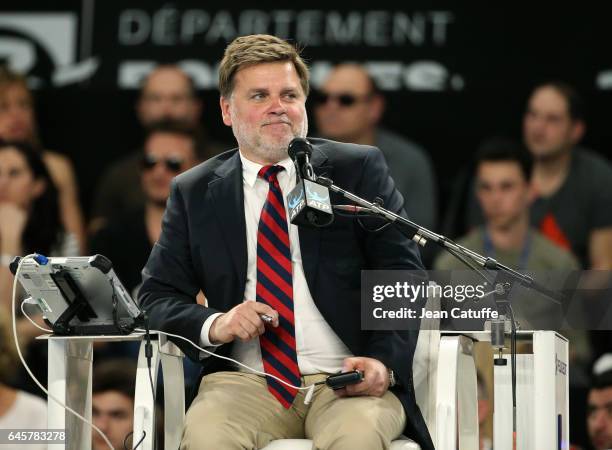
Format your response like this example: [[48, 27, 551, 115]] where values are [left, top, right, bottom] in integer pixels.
[[239, 150, 295, 187]]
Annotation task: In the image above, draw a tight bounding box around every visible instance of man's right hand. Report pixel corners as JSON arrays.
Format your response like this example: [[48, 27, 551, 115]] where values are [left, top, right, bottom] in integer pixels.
[[208, 301, 279, 344]]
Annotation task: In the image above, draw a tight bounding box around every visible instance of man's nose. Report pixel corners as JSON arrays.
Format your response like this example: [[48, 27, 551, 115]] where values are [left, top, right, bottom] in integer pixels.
[[528, 115, 546, 131], [592, 410, 608, 431], [268, 96, 287, 114]]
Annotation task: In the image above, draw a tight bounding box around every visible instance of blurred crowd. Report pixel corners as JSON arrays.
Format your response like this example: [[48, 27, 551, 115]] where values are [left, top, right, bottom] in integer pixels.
[[1, 60, 611, 449]]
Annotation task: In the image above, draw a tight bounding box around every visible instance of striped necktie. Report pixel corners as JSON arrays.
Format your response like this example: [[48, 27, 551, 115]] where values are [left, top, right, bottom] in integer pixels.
[[256, 164, 300, 408]]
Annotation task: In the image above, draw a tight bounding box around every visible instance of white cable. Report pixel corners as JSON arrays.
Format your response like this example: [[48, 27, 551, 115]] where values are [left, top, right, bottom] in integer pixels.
[[134, 327, 314, 394], [12, 254, 116, 450], [20, 299, 53, 333]]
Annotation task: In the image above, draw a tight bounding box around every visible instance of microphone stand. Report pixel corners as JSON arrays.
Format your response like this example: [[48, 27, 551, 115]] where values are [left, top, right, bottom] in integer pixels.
[[317, 175, 566, 450]]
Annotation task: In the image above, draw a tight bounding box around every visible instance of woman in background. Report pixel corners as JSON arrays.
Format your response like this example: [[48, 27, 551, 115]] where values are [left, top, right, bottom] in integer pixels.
[[0, 66, 85, 252], [0, 140, 79, 308], [0, 141, 79, 396]]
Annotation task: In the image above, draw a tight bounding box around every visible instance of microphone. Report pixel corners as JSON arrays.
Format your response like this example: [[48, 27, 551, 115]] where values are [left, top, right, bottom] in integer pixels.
[[287, 137, 315, 181], [286, 138, 334, 227]]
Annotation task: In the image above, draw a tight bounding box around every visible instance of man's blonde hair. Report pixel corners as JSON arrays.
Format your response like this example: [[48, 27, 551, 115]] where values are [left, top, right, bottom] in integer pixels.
[[218, 34, 309, 98]]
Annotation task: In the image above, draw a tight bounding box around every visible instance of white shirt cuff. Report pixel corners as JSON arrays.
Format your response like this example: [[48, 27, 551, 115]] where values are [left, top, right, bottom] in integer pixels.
[[198, 313, 224, 358]]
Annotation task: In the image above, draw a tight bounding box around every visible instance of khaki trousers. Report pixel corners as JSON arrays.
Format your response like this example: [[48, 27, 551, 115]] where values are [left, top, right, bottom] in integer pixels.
[[180, 371, 406, 450]]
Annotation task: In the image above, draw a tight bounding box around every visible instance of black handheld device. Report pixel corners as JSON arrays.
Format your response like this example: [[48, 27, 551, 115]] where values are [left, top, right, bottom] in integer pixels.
[[325, 370, 364, 390]]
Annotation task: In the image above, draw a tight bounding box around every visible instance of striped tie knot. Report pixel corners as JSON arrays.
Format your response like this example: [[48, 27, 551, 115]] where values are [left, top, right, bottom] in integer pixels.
[[258, 165, 285, 184]]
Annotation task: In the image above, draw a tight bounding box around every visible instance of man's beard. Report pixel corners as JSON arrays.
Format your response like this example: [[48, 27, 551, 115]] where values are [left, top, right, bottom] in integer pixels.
[[526, 137, 572, 162], [233, 122, 307, 164], [249, 132, 294, 163]]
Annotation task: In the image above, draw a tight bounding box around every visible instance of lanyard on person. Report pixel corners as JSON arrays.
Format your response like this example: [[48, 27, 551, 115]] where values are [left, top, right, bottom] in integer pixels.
[[482, 227, 532, 270]]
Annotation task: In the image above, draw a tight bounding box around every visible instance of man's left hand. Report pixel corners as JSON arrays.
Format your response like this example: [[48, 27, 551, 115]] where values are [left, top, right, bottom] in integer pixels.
[[335, 356, 390, 398]]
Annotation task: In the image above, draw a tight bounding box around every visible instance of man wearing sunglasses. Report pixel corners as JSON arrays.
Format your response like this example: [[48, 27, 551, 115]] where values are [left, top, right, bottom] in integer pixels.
[[90, 65, 220, 233], [91, 120, 199, 296], [313, 63, 437, 231]]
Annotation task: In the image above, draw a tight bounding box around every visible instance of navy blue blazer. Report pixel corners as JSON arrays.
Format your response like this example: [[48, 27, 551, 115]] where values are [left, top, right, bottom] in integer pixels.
[[139, 138, 434, 450]]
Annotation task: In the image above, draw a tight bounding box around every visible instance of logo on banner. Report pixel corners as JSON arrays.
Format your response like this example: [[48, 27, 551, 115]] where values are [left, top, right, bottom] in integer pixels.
[[0, 13, 98, 87]]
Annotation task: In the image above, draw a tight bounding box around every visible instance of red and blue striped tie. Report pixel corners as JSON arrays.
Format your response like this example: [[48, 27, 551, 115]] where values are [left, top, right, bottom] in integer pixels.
[[257, 165, 300, 408]]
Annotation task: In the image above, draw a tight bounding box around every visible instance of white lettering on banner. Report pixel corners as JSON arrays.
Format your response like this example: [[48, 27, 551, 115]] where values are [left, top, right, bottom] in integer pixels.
[[403, 61, 448, 91], [117, 59, 464, 91], [152, 6, 180, 45], [116, 9, 455, 48], [205, 11, 236, 44], [295, 10, 324, 46], [429, 11, 454, 45], [393, 12, 425, 46], [118, 10, 150, 45], [181, 10, 210, 43], [326, 12, 362, 45], [596, 70, 612, 90]]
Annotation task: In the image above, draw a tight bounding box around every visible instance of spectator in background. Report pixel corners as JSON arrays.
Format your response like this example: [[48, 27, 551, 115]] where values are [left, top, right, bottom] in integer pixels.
[[313, 63, 437, 230], [434, 138, 583, 331], [0, 141, 80, 310], [90, 120, 200, 296], [524, 82, 612, 269], [0, 311, 46, 450], [463, 82, 612, 269], [435, 137, 579, 272], [92, 359, 138, 450], [0, 66, 85, 252], [91, 65, 220, 232], [587, 369, 612, 450], [0, 141, 79, 395]]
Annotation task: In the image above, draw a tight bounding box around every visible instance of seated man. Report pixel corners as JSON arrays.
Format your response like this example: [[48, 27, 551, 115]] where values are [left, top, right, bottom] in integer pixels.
[[435, 137, 581, 329], [587, 369, 612, 450], [313, 63, 437, 231], [435, 137, 579, 272], [139, 34, 433, 450], [92, 359, 137, 450], [463, 82, 612, 270], [91, 119, 200, 296]]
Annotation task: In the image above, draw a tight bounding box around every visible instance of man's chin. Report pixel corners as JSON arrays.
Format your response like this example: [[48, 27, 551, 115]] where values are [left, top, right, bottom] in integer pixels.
[[487, 219, 513, 230], [528, 144, 568, 161]]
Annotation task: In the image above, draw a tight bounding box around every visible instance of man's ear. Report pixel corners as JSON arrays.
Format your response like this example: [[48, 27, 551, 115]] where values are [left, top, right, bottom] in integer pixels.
[[220, 96, 232, 127], [368, 94, 385, 126], [570, 119, 585, 145]]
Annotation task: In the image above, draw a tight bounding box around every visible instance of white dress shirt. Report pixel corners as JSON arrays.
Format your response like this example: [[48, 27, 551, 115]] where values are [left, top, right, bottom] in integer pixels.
[[199, 151, 352, 375]]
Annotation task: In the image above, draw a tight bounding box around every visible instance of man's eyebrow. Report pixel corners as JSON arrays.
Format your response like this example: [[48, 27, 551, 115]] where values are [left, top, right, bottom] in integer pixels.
[[281, 87, 300, 94], [588, 401, 612, 410]]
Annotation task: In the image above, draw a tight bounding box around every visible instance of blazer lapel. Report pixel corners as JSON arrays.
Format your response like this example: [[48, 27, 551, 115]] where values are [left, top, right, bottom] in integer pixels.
[[298, 144, 332, 296], [208, 152, 248, 285]]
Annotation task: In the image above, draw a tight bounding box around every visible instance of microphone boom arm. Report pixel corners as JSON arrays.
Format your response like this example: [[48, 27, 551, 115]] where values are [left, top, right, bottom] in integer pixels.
[[316, 175, 563, 305]]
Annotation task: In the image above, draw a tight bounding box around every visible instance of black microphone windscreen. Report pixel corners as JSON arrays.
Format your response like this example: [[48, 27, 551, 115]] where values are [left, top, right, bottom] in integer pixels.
[[287, 137, 312, 161]]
